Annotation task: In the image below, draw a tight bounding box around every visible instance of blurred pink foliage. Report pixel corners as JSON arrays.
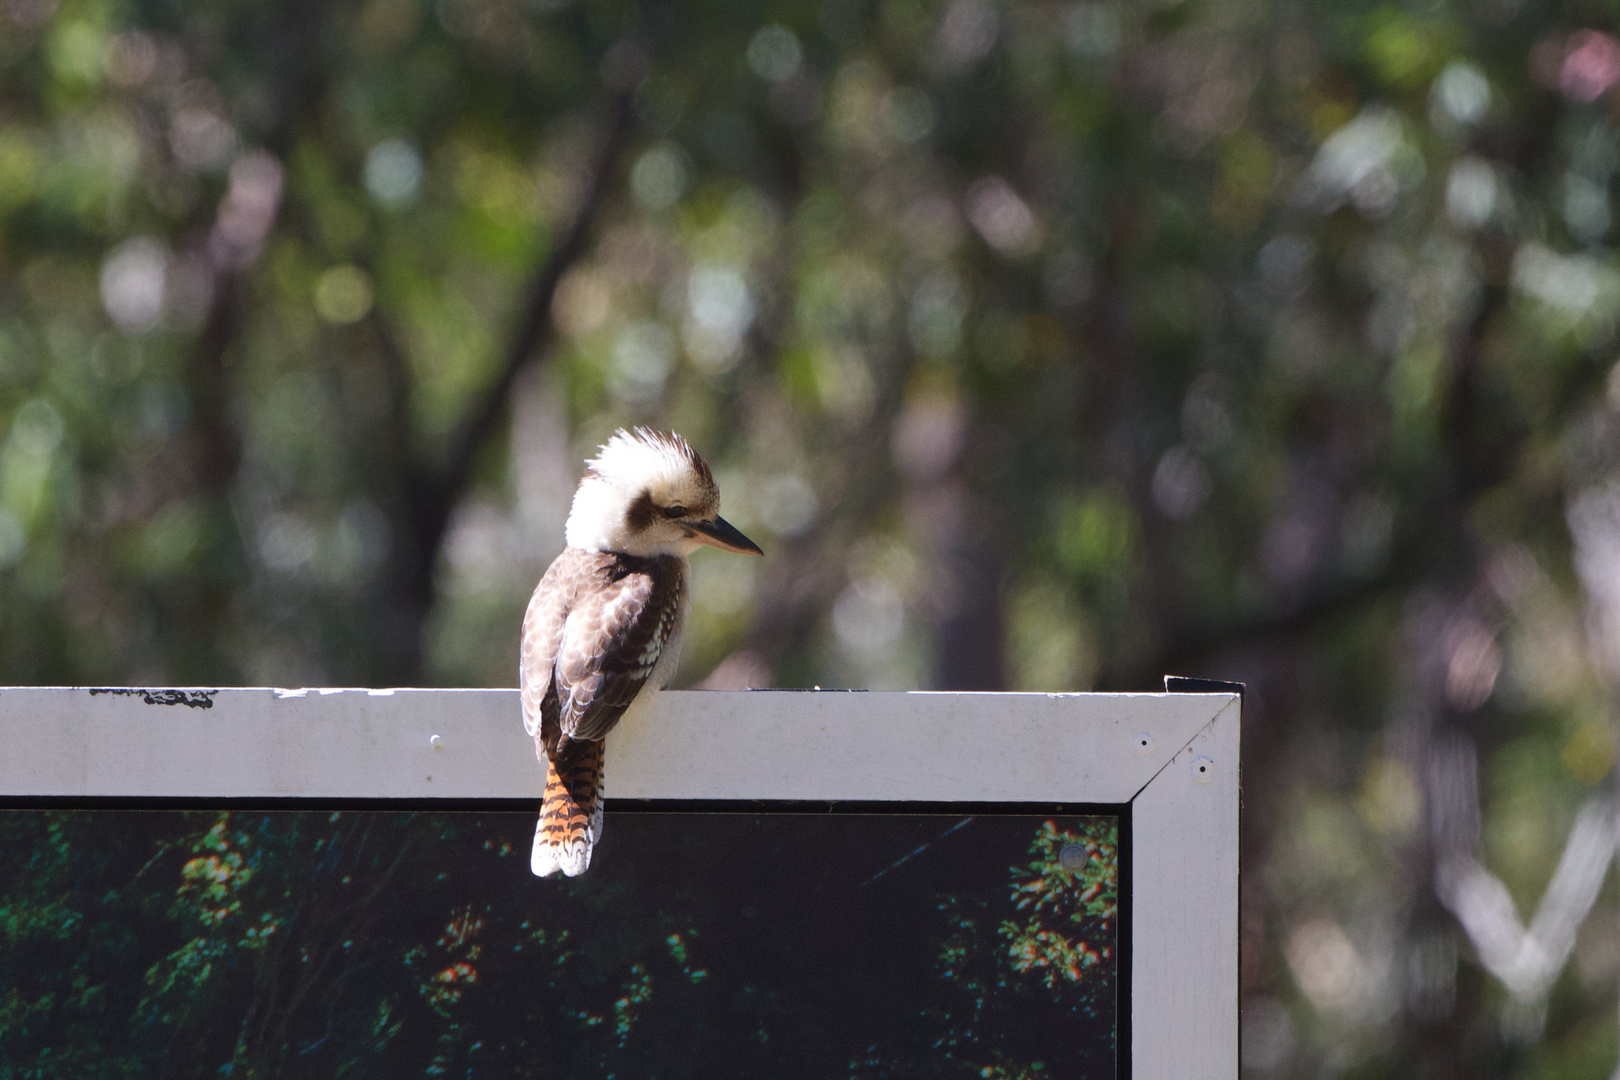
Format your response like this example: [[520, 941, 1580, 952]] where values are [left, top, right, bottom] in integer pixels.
[[1561, 30, 1620, 102]]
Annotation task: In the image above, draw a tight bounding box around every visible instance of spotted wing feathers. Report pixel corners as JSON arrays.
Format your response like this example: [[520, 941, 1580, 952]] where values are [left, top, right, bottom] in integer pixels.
[[551, 559, 682, 745], [519, 555, 572, 741]]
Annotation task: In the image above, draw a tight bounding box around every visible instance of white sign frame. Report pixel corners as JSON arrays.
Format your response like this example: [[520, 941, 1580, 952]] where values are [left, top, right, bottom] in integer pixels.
[[0, 686, 1239, 1078]]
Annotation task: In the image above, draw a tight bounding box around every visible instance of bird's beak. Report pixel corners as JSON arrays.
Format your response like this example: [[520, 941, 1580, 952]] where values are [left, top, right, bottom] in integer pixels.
[[690, 516, 763, 555]]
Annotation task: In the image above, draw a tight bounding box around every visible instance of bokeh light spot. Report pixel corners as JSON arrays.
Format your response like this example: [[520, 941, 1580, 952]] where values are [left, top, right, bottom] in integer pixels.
[[630, 143, 691, 210], [610, 321, 675, 404], [1563, 721, 1616, 784], [1431, 61, 1490, 126], [314, 265, 375, 324], [758, 474, 817, 537], [100, 238, 169, 333], [747, 25, 802, 82], [365, 139, 423, 208]]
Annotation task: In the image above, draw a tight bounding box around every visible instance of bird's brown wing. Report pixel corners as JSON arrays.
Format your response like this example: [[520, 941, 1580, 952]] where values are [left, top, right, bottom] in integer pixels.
[[551, 553, 684, 746], [519, 548, 578, 748]]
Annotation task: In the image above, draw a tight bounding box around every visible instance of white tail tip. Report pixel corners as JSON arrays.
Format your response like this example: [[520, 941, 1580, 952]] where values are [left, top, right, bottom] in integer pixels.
[[531, 816, 592, 877]]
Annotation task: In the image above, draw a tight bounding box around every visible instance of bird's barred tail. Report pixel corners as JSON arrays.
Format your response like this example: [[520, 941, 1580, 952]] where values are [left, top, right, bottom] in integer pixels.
[[531, 741, 606, 877]]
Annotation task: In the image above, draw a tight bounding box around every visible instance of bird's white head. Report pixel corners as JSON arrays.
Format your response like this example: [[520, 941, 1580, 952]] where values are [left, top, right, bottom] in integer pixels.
[[564, 428, 763, 559]]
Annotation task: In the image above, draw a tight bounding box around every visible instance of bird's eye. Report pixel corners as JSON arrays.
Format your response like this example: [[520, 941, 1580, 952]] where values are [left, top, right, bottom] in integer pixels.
[[664, 505, 688, 518]]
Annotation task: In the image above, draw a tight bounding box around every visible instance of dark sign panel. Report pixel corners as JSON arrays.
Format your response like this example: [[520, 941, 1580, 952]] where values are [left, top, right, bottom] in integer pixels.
[[0, 809, 1118, 1077]]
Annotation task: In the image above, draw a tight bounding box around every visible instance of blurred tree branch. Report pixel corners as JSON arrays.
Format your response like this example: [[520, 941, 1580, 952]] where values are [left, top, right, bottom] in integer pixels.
[[164, 0, 325, 680], [376, 88, 636, 683], [421, 92, 636, 544], [717, 339, 915, 687], [183, 0, 326, 486], [1135, 88, 1570, 692], [1125, 263, 1524, 688]]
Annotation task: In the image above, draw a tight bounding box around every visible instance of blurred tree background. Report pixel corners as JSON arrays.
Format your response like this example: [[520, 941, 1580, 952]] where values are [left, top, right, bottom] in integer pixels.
[[7, 0, 1620, 1073]]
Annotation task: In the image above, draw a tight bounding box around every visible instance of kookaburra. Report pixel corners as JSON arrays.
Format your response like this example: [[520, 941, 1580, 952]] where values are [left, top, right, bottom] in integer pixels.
[[521, 428, 761, 877]]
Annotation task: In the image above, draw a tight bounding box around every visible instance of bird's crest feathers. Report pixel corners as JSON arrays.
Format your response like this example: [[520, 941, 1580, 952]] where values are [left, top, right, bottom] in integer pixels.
[[585, 428, 714, 492], [565, 428, 721, 555]]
